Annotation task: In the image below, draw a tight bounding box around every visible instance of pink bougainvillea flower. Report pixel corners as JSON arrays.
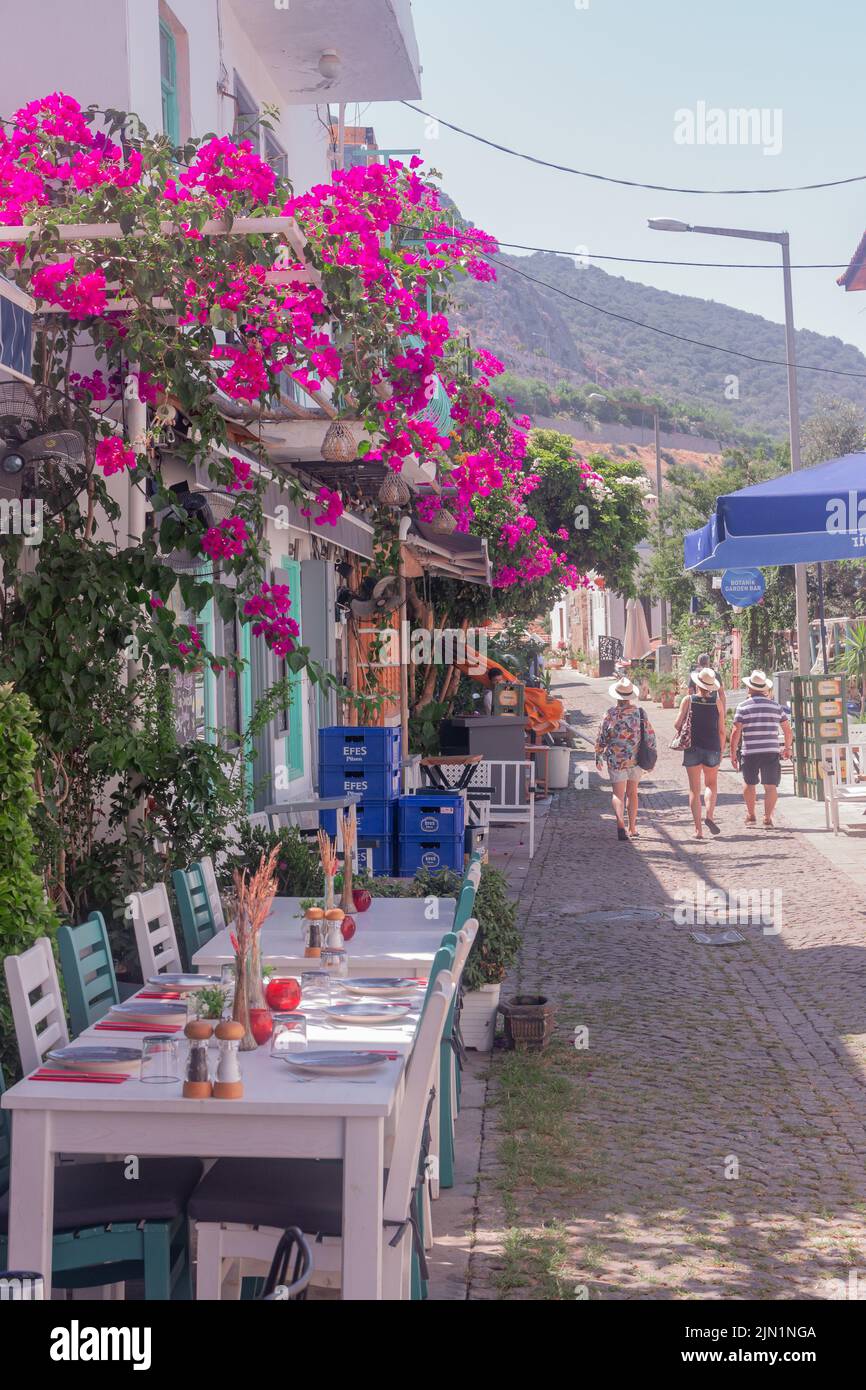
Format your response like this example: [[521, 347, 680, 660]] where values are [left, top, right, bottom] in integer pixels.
[[95, 436, 136, 476]]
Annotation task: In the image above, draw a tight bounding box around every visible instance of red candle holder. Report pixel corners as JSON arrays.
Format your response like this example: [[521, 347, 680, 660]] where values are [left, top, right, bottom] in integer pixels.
[[249, 1008, 274, 1046]]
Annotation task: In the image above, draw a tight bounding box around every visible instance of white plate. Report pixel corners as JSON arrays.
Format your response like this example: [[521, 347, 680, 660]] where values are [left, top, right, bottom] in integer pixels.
[[46, 1045, 141, 1074], [281, 1051, 389, 1077], [342, 978, 426, 998], [323, 1002, 413, 1026], [109, 1001, 186, 1023], [146, 974, 221, 992]]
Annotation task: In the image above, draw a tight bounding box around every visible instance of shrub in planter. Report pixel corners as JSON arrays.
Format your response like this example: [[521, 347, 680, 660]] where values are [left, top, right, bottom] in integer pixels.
[[0, 685, 59, 1080], [224, 824, 324, 899], [352, 864, 521, 992]]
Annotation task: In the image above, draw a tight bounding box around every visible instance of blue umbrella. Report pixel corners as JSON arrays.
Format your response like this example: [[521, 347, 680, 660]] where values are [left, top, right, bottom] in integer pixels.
[[684, 452, 866, 571]]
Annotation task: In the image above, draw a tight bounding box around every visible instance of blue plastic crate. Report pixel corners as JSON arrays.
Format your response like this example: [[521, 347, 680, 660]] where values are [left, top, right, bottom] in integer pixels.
[[318, 725, 402, 771], [398, 793, 465, 839], [356, 841, 396, 878], [320, 799, 396, 839], [319, 763, 401, 800], [397, 837, 465, 876]]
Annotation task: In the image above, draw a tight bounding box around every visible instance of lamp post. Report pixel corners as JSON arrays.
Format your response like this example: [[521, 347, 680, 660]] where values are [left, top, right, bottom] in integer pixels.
[[647, 219, 811, 676], [589, 391, 667, 644]]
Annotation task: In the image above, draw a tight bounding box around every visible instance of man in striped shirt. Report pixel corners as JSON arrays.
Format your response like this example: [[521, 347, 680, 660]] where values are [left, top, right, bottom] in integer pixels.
[[729, 670, 793, 828]]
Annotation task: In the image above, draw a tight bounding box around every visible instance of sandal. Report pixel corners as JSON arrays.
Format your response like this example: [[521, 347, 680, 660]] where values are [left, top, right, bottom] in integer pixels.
[[617, 826, 629, 841], [705, 817, 721, 836], [629, 828, 640, 838], [744, 817, 758, 827]]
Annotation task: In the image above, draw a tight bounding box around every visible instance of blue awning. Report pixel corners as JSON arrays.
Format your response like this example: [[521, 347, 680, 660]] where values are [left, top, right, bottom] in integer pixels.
[[684, 453, 866, 570], [0, 277, 34, 382]]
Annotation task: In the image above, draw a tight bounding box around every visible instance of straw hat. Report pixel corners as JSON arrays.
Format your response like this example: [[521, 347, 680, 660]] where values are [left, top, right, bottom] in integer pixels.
[[743, 669, 773, 693], [690, 666, 720, 693], [608, 676, 639, 703]]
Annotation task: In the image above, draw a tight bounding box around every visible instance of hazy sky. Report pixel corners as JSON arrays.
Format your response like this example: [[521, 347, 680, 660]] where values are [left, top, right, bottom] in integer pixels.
[[364, 0, 866, 363]]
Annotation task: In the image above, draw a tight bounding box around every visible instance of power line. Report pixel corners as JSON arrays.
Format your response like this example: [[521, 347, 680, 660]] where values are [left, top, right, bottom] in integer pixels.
[[495, 241, 849, 271], [487, 255, 866, 380], [398, 223, 851, 271], [401, 101, 866, 196]]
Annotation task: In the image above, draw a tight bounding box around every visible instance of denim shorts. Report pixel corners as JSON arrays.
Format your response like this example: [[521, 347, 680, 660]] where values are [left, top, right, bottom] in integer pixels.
[[683, 746, 722, 769]]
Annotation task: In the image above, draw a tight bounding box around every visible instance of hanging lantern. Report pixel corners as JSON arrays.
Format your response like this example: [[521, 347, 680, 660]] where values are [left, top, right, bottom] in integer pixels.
[[321, 420, 357, 464], [429, 507, 457, 534], [378, 472, 411, 508]]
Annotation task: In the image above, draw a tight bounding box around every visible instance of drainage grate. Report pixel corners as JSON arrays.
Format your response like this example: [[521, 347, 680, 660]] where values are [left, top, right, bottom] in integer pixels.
[[690, 929, 746, 945]]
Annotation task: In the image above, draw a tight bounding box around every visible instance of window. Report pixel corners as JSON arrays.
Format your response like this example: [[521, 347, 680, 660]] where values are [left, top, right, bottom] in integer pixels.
[[263, 130, 288, 181], [159, 21, 180, 144], [234, 76, 260, 148]]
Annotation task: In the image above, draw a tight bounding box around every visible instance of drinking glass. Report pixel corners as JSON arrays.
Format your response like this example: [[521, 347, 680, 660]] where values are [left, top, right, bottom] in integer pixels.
[[140, 1035, 181, 1083], [219, 962, 236, 1006], [270, 1012, 308, 1057], [300, 970, 332, 1007]]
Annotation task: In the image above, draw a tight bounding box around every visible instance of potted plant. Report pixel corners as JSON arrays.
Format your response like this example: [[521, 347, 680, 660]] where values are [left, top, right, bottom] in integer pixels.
[[657, 673, 679, 709]]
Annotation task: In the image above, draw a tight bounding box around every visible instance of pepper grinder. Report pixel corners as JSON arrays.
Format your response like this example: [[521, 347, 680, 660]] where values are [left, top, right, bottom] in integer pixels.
[[213, 1019, 245, 1099], [183, 1019, 213, 1098]]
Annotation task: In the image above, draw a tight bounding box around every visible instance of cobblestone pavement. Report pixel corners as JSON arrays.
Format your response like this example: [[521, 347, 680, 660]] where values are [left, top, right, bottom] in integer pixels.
[[464, 673, 866, 1300]]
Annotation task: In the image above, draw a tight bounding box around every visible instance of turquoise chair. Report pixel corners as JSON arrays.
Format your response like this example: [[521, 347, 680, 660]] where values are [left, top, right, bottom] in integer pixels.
[[57, 912, 120, 1035], [0, 1068, 200, 1298], [172, 861, 218, 968], [454, 882, 477, 932]]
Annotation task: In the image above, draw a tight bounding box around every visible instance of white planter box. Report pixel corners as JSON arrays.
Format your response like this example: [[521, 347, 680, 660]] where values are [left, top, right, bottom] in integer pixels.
[[460, 983, 501, 1052]]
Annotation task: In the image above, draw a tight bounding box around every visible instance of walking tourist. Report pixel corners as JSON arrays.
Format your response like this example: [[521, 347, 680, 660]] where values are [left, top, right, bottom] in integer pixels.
[[595, 676, 657, 841], [675, 666, 726, 839], [729, 670, 793, 829]]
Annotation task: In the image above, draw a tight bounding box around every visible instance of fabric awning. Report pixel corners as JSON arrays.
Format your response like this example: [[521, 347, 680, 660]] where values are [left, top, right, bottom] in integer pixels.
[[684, 452, 866, 570], [403, 521, 491, 586], [0, 276, 34, 383]]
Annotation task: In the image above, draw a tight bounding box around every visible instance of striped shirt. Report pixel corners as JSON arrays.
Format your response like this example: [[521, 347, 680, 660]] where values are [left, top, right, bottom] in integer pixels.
[[733, 696, 789, 756]]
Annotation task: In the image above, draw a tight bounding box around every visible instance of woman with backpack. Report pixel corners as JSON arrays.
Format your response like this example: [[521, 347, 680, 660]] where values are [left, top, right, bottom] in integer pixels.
[[674, 666, 727, 839]]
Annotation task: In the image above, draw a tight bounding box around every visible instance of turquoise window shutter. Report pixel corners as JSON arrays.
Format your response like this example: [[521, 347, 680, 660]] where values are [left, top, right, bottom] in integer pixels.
[[274, 560, 304, 782], [159, 22, 180, 144]]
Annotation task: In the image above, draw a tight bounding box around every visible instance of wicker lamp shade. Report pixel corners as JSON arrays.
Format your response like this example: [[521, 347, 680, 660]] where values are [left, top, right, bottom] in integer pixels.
[[378, 471, 411, 507], [429, 507, 457, 534], [321, 420, 357, 464]]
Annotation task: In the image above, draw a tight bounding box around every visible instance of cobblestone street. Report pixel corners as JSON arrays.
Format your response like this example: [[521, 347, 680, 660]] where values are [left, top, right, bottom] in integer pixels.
[[459, 672, 866, 1300]]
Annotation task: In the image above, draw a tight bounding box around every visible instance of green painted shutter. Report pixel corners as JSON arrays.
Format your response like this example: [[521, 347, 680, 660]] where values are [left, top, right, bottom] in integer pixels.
[[280, 559, 304, 782], [160, 22, 180, 144]]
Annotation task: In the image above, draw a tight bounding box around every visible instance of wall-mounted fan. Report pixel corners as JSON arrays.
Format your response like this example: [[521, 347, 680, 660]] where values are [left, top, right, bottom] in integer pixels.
[[338, 573, 406, 618], [150, 482, 215, 573], [0, 382, 86, 516]]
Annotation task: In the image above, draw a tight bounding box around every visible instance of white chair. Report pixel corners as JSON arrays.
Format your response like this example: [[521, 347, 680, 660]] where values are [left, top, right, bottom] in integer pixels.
[[199, 855, 226, 932], [190, 973, 455, 1301], [478, 759, 536, 859], [4, 936, 69, 1074], [128, 883, 184, 979], [822, 742, 866, 833]]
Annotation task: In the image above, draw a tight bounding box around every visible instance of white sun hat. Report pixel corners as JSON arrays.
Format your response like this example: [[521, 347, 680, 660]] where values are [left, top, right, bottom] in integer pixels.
[[690, 666, 721, 693], [608, 676, 639, 703], [743, 669, 773, 692]]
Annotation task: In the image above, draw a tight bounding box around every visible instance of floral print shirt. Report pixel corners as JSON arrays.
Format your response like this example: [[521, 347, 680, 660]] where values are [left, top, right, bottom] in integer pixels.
[[595, 703, 657, 772]]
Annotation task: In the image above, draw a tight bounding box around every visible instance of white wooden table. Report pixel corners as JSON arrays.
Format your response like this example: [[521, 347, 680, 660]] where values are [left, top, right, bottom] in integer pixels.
[[1, 988, 427, 1299], [192, 896, 455, 976]]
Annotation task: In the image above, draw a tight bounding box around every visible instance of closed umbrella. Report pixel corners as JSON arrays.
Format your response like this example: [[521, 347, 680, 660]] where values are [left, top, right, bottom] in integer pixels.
[[623, 598, 653, 663]]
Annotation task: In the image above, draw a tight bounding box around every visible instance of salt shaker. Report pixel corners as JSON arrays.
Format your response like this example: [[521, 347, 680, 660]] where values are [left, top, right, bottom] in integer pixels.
[[324, 908, 344, 948], [213, 1019, 245, 1099]]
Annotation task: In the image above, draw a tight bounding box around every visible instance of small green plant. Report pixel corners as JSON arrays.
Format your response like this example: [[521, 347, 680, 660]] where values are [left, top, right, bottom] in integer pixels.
[[195, 986, 228, 1020]]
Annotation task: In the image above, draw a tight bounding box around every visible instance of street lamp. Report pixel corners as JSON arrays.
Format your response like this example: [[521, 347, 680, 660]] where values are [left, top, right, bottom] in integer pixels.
[[589, 391, 667, 644], [647, 218, 811, 676]]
